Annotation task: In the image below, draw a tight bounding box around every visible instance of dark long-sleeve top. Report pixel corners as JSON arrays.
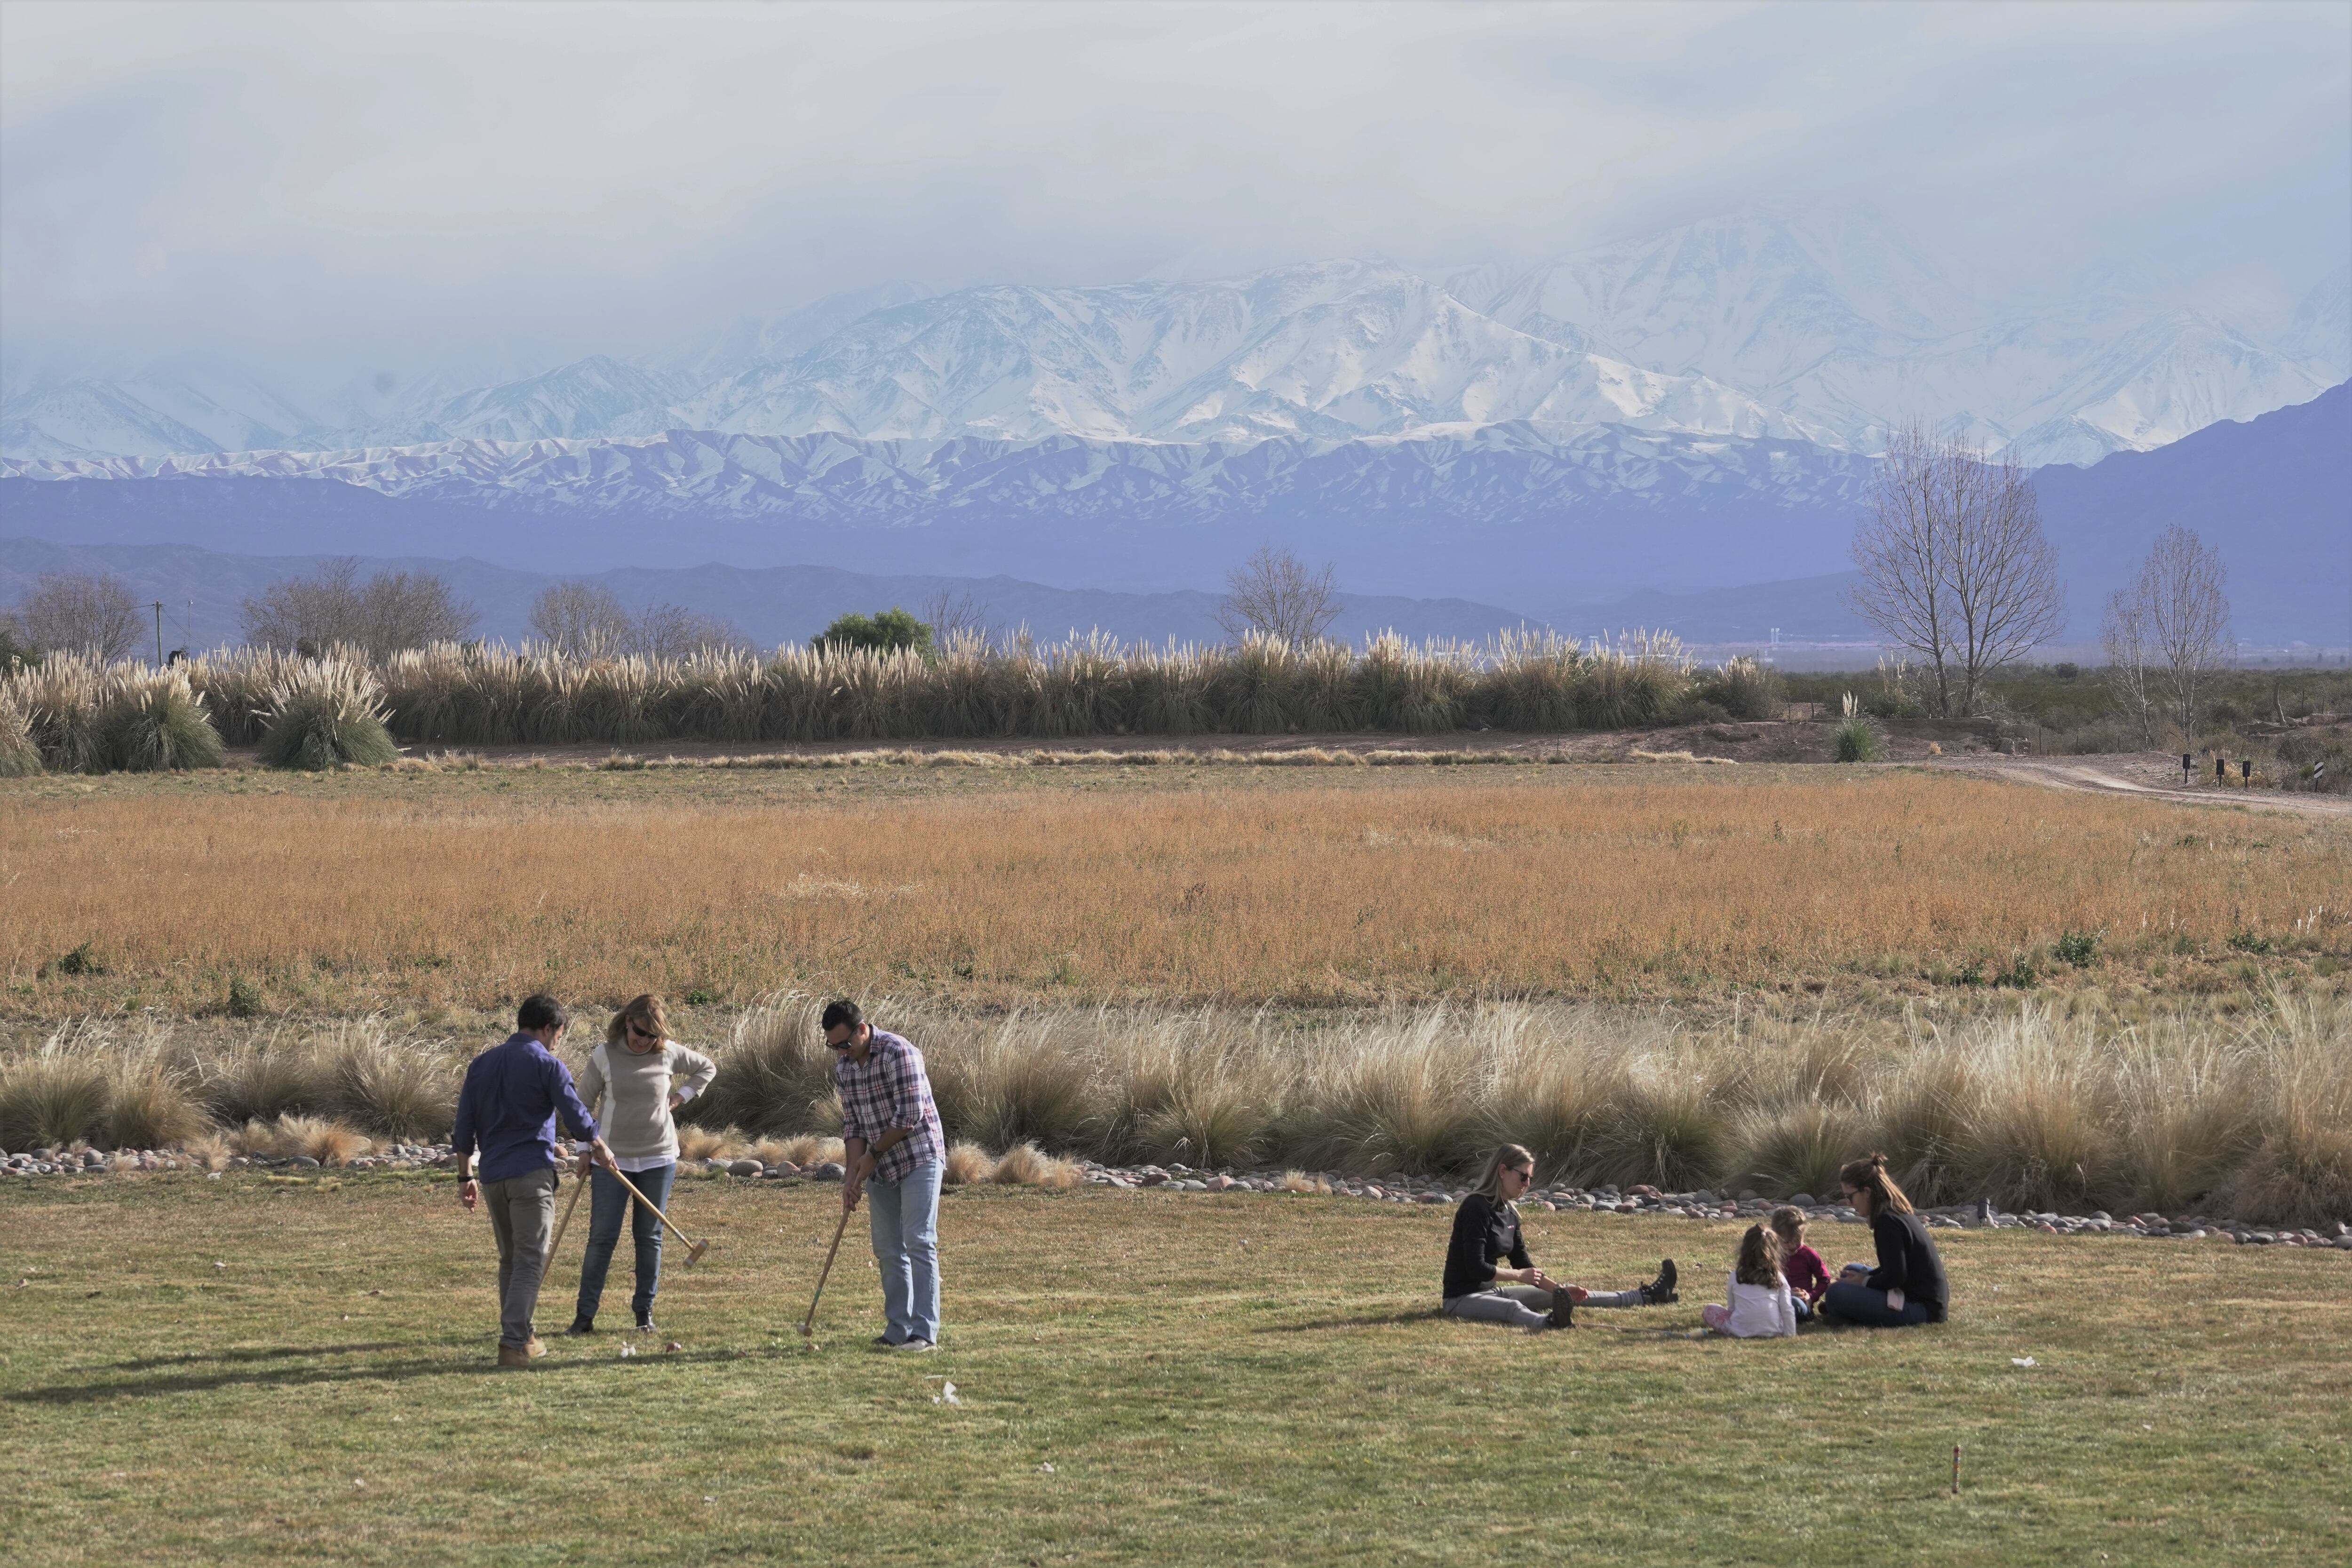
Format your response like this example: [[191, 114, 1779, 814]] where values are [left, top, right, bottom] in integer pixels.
[[1443, 1193, 1532, 1300], [1865, 1207, 1949, 1322], [451, 1033, 599, 1186]]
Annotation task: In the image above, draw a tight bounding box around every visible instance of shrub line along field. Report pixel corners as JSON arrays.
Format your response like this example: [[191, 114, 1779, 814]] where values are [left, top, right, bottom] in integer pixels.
[[3, 1177, 2345, 1566], [6, 764, 2345, 1017]]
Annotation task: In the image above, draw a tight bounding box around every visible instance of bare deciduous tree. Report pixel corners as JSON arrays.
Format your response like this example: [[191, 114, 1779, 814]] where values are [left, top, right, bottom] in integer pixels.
[[531, 582, 750, 659], [1846, 422, 2065, 714], [1215, 546, 1339, 648], [13, 573, 143, 661], [918, 588, 991, 650], [528, 582, 637, 660], [2134, 525, 2232, 742], [636, 602, 753, 659], [2099, 585, 2157, 747], [243, 559, 477, 660]]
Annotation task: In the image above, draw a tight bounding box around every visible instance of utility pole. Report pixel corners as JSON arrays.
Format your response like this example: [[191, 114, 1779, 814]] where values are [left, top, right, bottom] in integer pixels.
[[153, 602, 164, 666]]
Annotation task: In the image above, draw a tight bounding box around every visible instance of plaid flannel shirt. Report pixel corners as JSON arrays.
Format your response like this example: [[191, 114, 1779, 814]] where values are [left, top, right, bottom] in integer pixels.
[[834, 1029, 944, 1184]]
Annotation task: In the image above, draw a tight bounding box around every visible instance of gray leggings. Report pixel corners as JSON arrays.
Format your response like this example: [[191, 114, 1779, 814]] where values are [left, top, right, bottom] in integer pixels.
[[1443, 1283, 1645, 1328]]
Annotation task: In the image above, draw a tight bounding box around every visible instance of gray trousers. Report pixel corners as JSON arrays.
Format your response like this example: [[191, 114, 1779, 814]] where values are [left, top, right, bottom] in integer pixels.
[[483, 1167, 558, 1349], [1443, 1283, 1647, 1328]]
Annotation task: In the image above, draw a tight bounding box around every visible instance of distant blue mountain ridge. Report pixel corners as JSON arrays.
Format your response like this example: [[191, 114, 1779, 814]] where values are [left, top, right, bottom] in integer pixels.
[[0, 382, 2344, 646]]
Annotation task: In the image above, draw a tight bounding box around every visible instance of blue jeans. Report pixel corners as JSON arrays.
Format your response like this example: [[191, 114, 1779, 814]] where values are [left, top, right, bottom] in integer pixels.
[[866, 1159, 943, 1345], [576, 1163, 675, 1325], [1823, 1279, 1931, 1327]]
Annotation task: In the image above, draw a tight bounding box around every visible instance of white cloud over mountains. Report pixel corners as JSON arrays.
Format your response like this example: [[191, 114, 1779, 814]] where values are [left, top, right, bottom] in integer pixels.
[[3, 0, 2346, 387]]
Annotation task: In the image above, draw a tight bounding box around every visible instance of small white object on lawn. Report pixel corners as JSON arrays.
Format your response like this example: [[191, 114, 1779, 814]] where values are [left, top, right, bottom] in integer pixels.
[[620, 1344, 636, 1358], [1038, 1461, 1055, 1473], [931, 1379, 961, 1405], [2011, 1356, 2037, 1367]]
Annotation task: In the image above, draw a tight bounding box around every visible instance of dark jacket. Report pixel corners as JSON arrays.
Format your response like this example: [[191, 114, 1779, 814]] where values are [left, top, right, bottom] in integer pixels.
[[1443, 1193, 1532, 1300], [451, 1033, 599, 1186], [1865, 1206, 1948, 1322]]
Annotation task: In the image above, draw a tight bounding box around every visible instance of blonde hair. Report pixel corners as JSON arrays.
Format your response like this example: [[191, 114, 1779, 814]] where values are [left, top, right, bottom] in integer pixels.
[[1476, 1143, 1536, 1206], [1837, 1152, 1915, 1216], [606, 994, 672, 1052], [1767, 1205, 1809, 1246], [1734, 1224, 1783, 1288]]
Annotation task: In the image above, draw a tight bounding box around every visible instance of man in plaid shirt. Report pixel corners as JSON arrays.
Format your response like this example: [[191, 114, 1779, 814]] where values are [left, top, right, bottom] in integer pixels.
[[826, 999, 947, 1351]]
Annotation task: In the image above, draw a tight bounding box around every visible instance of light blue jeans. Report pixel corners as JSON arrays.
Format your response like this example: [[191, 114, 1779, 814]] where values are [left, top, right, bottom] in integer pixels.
[[576, 1162, 675, 1326], [866, 1158, 943, 1345]]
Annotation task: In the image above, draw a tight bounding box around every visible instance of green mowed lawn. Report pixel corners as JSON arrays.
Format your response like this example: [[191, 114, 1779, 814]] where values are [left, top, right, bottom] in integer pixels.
[[4, 1176, 2345, 1566]]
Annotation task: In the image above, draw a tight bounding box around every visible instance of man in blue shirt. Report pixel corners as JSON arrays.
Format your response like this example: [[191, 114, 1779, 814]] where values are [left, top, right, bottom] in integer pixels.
[[453, 994, 615, 1367]]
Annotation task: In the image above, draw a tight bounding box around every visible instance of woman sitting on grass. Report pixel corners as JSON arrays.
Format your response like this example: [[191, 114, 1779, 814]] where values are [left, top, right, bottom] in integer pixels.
[[1819, 1153, 1948, 1328], [1700, 1224, 1797, 1338], [1442, 1144, 1678, 1333], [563, 994, 718, 1337]]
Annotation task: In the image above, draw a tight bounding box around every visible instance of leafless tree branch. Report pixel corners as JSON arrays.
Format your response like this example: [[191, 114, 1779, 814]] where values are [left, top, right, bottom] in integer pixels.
[[1844, 422, 2064, 714], [1215, 546, 1339, 648], [13, 573, 142, 661]]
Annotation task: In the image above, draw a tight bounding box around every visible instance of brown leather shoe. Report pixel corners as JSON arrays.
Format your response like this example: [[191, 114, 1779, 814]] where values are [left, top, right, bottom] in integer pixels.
[[524, 1336, 547, 1359], [497, 1344, 530, 1368]]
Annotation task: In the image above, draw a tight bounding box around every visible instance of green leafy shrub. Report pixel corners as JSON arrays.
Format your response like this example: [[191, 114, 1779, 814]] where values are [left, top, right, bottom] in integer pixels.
[[814, 607, 933, 658]]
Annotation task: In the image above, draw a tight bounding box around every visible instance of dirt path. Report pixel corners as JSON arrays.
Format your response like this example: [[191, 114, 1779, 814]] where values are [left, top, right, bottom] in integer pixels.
[[1924, 753, 2352, 818]]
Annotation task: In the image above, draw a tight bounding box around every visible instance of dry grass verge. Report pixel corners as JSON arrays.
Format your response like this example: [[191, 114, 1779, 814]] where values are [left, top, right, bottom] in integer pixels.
[[7, 993, 2347, 1224]]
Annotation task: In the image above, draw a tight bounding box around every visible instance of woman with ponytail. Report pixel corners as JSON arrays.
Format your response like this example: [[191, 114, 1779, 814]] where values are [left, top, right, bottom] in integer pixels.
[[1441, 1144, 1678, 1332], [1820, 1153, 1948, 1328]]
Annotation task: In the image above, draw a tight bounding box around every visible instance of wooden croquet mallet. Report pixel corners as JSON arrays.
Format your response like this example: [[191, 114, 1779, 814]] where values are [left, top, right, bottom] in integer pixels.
[[607, 1165, 712, 1266], [543, 1166, 589, 1282], [799, 1206, 852, 1337]]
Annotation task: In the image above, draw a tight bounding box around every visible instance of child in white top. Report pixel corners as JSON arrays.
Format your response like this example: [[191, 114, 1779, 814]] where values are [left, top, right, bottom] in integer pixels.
[[1700, 1224, 1799, 1338]]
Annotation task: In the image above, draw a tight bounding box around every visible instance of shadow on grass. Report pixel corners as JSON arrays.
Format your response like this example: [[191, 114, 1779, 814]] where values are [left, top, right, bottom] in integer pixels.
[[107, 1342, 413, 1371], [1255, 1308, 1445, 1333], [8, 1345, 775, 1405]]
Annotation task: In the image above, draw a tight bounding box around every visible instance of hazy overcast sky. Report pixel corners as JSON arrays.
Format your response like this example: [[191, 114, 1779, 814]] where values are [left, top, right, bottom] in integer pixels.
[[4, 0, 2347, 384]]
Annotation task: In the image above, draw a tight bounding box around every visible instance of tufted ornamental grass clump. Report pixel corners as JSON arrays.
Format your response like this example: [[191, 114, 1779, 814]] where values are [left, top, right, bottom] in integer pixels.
[[0, 680, 41, 777], [0, 1035, 112, 1150], [8, 993, 2348, 1223], [1830, 692, 1884, 764], [99, 666, 226, 772], [256, 654, 400, 769]]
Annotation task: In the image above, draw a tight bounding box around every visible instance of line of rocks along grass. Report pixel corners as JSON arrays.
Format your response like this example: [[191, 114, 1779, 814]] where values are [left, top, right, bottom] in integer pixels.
[[9, 1136, 2348, 1252]]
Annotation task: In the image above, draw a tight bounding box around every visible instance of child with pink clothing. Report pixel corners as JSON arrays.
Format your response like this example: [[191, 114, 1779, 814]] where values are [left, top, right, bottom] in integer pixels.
[[1700, 1224, 1798, 1338], [1770, 1205, 1831, 1323]]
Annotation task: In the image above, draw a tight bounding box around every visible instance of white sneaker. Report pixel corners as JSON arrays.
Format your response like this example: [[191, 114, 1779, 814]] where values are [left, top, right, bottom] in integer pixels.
[[890, 1337, 937, 1353]]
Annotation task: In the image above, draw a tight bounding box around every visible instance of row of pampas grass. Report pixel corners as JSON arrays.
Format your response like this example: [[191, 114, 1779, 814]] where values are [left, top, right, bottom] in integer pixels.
[[3, 652, 396, 773], [4, 993, 2346, 1223], [2, 634, 1780, 768]]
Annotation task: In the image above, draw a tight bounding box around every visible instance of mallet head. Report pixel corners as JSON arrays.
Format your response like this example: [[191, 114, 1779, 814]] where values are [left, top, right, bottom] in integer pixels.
[[685, 1239, 711, 1267]]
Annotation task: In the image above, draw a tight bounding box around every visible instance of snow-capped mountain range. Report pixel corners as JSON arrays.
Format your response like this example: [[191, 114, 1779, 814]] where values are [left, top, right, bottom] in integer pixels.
[[5, 212, 2344, 470]]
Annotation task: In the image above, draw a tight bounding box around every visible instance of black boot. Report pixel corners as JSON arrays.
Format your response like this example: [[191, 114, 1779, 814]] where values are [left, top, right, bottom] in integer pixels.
[[562, 1315, 596, 1337], [1548, 1289, 1575, 1329], [1638, 1258, 1678, 1305]]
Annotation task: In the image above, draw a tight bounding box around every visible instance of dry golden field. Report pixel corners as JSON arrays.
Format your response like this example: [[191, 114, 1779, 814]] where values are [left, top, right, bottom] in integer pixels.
[[4, 760, 2344, 1019]]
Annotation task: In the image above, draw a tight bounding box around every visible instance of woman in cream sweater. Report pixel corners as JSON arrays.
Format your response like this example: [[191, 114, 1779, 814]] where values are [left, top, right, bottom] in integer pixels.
[[563, 995, 718, 1335]]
